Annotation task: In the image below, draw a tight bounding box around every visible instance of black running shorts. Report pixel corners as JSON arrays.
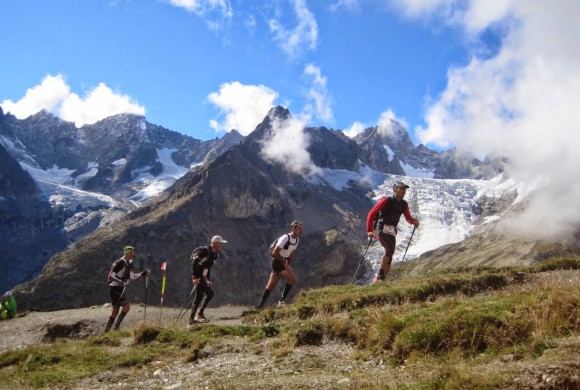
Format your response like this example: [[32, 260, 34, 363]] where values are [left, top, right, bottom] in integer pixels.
[[109, 285, 128, 309], [377, 231, 397, 261], [271, 258, 286, 274]]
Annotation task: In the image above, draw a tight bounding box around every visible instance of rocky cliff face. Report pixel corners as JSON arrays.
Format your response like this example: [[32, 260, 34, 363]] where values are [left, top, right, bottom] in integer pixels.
[[0, 144, 69, 291], [0, 119, 70, 292], [0, 143, 39, 199]]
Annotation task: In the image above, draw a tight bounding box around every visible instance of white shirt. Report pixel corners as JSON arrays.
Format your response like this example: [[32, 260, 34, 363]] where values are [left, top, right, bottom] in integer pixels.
[[276, 233, 299, 258]]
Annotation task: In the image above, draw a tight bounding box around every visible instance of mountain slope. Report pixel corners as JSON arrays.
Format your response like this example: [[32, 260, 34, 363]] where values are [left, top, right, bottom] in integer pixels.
[[13, 108, 372, 311]]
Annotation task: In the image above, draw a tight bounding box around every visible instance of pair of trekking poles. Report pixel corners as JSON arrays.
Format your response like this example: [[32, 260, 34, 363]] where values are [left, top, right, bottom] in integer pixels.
[[118, 275, 150, 322], [176, 285, 197, 320], [137, 267, 197, 321], [351, 226, 416, 284]]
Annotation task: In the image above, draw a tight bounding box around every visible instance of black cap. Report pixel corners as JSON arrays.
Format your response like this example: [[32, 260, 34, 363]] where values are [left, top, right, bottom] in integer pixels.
[[393, 181, 409, 189]]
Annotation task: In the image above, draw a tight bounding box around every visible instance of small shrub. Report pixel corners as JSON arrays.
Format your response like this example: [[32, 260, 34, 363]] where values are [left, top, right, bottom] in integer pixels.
[[295, 322, 324, 346], [133, 324, 162, 344]]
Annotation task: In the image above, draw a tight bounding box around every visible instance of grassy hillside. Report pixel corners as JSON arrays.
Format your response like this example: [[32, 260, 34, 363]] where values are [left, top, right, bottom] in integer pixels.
[[0, 257, 578, 389]]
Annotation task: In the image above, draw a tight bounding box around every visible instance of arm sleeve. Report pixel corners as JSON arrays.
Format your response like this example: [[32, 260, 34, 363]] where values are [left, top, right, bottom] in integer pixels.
[[403, 204, 417, 224], [366, 197, 388, 233]]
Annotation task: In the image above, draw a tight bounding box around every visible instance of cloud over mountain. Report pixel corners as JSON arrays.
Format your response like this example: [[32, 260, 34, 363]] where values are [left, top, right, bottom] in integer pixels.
[[1, 74, 145, 127], [409, 0, 580, 241]]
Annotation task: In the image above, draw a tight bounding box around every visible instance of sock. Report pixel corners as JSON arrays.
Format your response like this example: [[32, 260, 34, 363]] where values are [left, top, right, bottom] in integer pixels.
[[104, 316, 115, 332], [190, 305, 199, 322], [257, 289, 271, 308], [114, 311, 127, 329], [280, 283, 293, 302]]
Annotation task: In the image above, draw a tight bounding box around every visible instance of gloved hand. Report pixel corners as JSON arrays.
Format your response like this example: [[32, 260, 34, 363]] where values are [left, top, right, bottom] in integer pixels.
[[123, 279, 130, 287], [142, 269, 150, 277]]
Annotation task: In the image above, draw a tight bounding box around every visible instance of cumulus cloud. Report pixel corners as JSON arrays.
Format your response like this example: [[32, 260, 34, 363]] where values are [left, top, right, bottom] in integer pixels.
[[208, 81, 279, 135], [302, 64, 334, 124], [269, 0, 318, 59], [259, 114, 321, 177], [404, 0, 580, 241], [166, 0, 233, 31], [1, 74, 145, 127]]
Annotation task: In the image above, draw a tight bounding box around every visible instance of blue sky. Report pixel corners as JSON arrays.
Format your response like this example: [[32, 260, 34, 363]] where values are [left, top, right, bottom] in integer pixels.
[[1, 0, 468, 144]]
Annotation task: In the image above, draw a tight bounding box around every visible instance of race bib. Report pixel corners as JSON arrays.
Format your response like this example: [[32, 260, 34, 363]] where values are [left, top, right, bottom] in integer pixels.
[[382, 225, 396, 236]]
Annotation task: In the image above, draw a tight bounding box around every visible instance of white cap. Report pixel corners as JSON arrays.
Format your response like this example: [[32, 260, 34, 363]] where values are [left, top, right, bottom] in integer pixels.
[[211, 235, 227, 244]]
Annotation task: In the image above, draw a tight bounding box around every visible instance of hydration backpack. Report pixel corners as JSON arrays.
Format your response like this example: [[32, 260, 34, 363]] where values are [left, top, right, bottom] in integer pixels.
[[107, 258, 129, 284], [372, 196, 409, 231], [269, 233, 291, 256]]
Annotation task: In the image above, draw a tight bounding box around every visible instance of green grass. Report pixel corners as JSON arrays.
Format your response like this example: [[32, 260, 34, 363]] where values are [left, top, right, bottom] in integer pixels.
[[0, 257, 578, 388]]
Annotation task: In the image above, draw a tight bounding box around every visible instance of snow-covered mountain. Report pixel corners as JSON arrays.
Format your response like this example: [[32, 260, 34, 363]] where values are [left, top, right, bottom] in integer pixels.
[[354, 118, 507, 179], [2, 105, 514, 294], [0, 108, 244, 291], [11, 106, 529, 311]]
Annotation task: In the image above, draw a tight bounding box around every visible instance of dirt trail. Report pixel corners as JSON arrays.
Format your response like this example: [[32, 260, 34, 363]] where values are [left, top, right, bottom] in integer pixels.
[[0, 304, 251, 353]]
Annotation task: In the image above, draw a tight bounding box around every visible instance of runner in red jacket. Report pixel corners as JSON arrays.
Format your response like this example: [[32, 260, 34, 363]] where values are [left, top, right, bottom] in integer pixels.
[[366, 181, 419, 283]]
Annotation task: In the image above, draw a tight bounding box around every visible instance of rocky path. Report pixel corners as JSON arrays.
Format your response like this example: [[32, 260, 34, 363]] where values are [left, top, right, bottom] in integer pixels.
[[0, 304, 250, 353]]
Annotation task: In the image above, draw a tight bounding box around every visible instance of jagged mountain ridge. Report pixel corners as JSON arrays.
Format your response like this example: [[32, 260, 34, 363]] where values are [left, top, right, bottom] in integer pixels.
[[0, 109, 244, 198], [0, 107, 244, 291], [354, 119, 506, 179]]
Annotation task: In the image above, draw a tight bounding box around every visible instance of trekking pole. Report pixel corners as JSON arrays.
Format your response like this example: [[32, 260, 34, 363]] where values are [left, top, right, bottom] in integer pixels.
[[143, 255, 151, 322], [351, 237, 373, 284], [116, 285, 127, 307], [176, 285, 197, 320], [394, 226, 416, 279], [143, 274, 149, 322]]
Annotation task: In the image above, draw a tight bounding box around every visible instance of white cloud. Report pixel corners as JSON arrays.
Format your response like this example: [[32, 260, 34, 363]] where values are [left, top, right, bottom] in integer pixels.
[[1, 74, 70, 118], [377, 109, 407, 136], [166, 0, 233, 31], [207, 81, 279, 135], [344, 121, 366, 138], [329, 0, 360, 12], [269, 0, 318, 59], [342, 109, 407, 138], [302, 64, 334, 124], [406, 0, 580, 241], [259, 114, 321, 177], [1, 74, 145, 127], [391, 0, 456, 20]]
